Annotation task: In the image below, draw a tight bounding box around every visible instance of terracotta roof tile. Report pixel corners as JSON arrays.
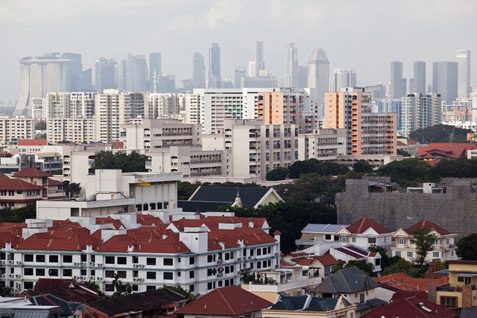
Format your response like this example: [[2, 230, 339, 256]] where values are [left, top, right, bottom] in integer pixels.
[[405, 220, 452, 236], [346, 217, 391, 234], [13, 168, 51, 178], [0, 179, 43, 191]]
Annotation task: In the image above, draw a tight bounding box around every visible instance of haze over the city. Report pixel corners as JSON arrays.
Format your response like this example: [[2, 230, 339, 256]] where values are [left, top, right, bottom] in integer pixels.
[[0, 0, 476, 101]]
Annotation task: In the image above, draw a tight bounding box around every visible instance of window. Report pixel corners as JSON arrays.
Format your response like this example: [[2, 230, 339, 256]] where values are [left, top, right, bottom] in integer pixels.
[[341, 237, 348, 243], [164, 258, 173, 266], [458, 277, 464, 282], [117, 257, 127, 265], [375, 258, 381, 266], [63, 255, 72, 263], [81, 254, 87, 262], [36, 255, 45, 262], [105, 270, 114, 278], [190, 271, 195, 278], [147, 272, 156, 280], [147, 258, 156, 265], [368, 237, 376, 244], [395, 251, 401, 257], [90, 270, 95, 276], [163, 272, 173, 280], [352, 237, 356, 243], [36, 268, 45, 276], [24, 282, 33, 290], [24, 254, 33, 262], [189, 285, 194, 292], [63, 269, 72, 276], [48, 269, 58, 277], [189, 257, 195, 265], [132, 256, 138, 264], [24, 268, 33, 276], [117, 271, 126, 278], [132, 284, 138, 292], [360, 293, 365, 303], [440, 296, 457, 309], [433, 252, 439, 258], [105, 284, 114, 292], [105, 256, 115, 264], [398, 238, 405, 245], [407, 252, 413, 257]]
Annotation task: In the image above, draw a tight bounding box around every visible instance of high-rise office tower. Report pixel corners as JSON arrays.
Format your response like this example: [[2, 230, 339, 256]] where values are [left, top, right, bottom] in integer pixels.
[[401, 93, 442, 137], [255, 41, 265, 73], [284, 43, 298, 88], [16, 53, 86, 116], [95, 58, 117, 92], [117, 60, 127, 91], [156, 74, 176, 93], [456, 49, 471, 99], [296, 65, 308, 88], [333, 69, 357, 91], [390, 61, 406, 98], [307, 48, 329, 117], [126, 54, 148, 92], [432, 61, 458, 104], [192, 52, 206, 89], [410, 61, 426, 94], [324, 87, 397, 156], [234, 66, 246, 88], [208, 43, 221, 88], [149, 53, 162, 93]]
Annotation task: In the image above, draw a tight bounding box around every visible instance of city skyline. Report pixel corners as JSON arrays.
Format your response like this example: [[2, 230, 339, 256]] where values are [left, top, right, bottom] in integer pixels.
[[1, 0, 476, 102]]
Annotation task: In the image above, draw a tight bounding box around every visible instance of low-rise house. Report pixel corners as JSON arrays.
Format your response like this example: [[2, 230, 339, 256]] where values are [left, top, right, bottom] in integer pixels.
[[418, 143, 476, 161], [179, 185, 283, 212], [295, 223, 348, 251], [0, 296, 61, 318], [29, 278, 102, 303], [329, 245, 382, 272], [30, 294, 82, 318], [83, 288, 186, 318], [392, 220, 459, 263], [262, 295, 356, 318], [335, 217, 393, 251], [177, 285, 272, 318], [374, 272, 449, 292], [362, 290, 458, 318], [0, 173, 43, 208], [434, 260, 477, 309], [12, 168, 65, 200], [311, 267, 386, 317]]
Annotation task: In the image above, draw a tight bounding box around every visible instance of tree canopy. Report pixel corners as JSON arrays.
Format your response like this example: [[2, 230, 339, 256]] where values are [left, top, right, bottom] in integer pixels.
[[412, 227, 436, 266], [91, 151, 148, 172], [63, 181, 81, 199], [288, 159, 349, 178], [457, 233, 477, 260], [266, 167, 289, 181], [352, 160, 373, 173], [409, 124, 471, 144], [0, 204, 36, 223]]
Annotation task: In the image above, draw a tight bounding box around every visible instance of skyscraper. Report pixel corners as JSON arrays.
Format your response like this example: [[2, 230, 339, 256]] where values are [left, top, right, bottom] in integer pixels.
[[456, 49, 471, 99], [307, 48, 329, 117], [284, 43, 298, 87], [16, 53, 85, 116], [432, 61, 458, 104], [255, 41, 265, 73], [192, 52, 206, 89], [234, 66, 246, 88], [410, 61, 426, 94], [95, 58, 116, 92], [401, 93, 441, 137], [149, 53, 162, 93], [126, 54, 148, 92], [117, 60, 127, 91], [390, 61, 406, 98], [333, 69, 357, 91], [208, 43, 221, 88]]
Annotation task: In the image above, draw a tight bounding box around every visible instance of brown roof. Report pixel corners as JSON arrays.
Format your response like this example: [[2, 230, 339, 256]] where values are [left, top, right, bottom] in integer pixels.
[[0, 179, 43, 191], [176, 286, 272, 316], [374, 273, 448, 292], [30, 278, 101, 302], [13, 168, 50, 178], [418, 143, 476, 160], [405, 220, 452, 236], [346, 217, 391, 234]]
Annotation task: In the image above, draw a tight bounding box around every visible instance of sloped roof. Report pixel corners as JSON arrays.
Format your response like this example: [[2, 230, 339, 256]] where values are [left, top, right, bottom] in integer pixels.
[[30, 279, 101, 303], [30, 294, 82, 315], [269, 295, 351, 312], [176, 285, 272, 316], [373, 273, 448, 292], [302, 223, 348, 233], [188, 186, 279, 210], [18, 139, 47, 146], [47, 178, 62, 186], [346, 217, 391, 234], [361, 290, 458, 318], [86, 288, 186, 316], [0, 178, 43, 191], [405, 220, 452, 235], [178, 200, 232, 212], [316, 254, 339, 267], [418, 143, 476, 160], [314, 267, 379, 294], [13, 168, 50, 178]]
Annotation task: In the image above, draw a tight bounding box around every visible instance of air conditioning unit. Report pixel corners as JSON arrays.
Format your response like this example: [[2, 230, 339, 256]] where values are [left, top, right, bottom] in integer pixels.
[[15, 275, 21, 278], [133, 278, 137, 281], [237, 257, 241, 261], [97, 264, 103, 266], [140, 278, 144, 282], [16, 261, 21, 264], [0, 261, 5, 264], [74, 262, 80, 266], [8, 260, 13, 264], [81, 262, 87, 266], [89, 262, 94, 265], [96, 277, 102, 280], [141, 265, 145, 268], [1, 274, 5, 278], [9, 274, 14, 278]]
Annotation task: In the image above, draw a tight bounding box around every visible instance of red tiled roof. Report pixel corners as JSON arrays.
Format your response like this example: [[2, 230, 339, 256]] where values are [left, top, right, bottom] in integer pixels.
[[0, 179, 43, 191], [346, 217, 391, 234], [417, 143, 476, 160], [176, 286, 272, 316], [407, 138, 418, 145], [397, 141, 406, 146], [13, 168, 51, 178], [362, 290, 458, 318], [405, 220, 452, 236], [18, 139, 47, 146], [316, 254, 339, 266], [30, 279, 101, 303], [0, 172, 9, 179], [47, 178, 62, 186], [373, 273, 449, 292]]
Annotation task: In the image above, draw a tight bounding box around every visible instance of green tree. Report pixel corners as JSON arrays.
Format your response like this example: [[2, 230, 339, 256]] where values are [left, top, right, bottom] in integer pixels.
[[456, 233, 477, 260], [352, 160, 373, 173], [368, 246, 400, 268], [266, 167, 289, 181], [381, 258, 412, 275], [62, 181, 81, 199], [332, 260, 375, 277], [409, 124, 471, 143], [92, 151, 147, 172], [83, 280, 104, 296], [412, 227, 436, 267], [164, 286, 197, 303], [177, 182, 201, 200], [0, 204, 36, 223], [376, 158, 434, 186], [288, 159, 348, 178]]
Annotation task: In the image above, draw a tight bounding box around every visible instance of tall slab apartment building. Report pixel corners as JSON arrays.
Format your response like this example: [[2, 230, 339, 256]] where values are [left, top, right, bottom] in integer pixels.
[[324, 87, 397, 156]]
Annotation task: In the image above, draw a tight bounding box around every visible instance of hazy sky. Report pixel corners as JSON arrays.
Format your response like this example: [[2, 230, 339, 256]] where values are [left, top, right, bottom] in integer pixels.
[[1, 0, 476, 102]]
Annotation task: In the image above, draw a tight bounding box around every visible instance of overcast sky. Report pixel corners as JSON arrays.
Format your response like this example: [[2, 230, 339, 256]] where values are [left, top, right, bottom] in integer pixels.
[[0, 0, 476, 102]]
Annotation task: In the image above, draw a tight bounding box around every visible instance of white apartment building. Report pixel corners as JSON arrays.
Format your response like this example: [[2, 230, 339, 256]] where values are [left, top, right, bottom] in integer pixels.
[[297, 128, 347, 161], [46, 118, 96, 144], [401, 93, 442, 137], [192, 88, 316, 134], [0, 214, 279, 296], [203, 119, 298, 180], [184, 94, 200, 125], [31, 98, 47, 119], [146, 93, 185, 120], [0, 117, 35, 145], [392, 220, 459, 263], [45, 92, 95, 119], [120, 119, 201, 151], [37, 169, 181, 220]]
